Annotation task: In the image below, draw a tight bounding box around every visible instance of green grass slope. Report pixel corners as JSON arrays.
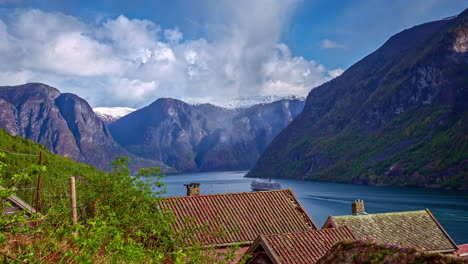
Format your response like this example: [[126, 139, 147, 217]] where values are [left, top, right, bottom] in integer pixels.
[[0, 128, 106, 210], [0, 128, 249, 263]]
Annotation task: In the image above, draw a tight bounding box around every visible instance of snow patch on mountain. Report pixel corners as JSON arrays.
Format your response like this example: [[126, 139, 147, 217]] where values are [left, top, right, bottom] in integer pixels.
[[94, 107, 136, 125], [216, 95, 306, 109]]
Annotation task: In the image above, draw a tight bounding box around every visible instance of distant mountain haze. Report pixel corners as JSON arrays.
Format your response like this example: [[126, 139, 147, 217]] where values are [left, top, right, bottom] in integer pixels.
[[109, 97, 305, 171], [247, 9, 468, 189], [0, 83, 305, 172]]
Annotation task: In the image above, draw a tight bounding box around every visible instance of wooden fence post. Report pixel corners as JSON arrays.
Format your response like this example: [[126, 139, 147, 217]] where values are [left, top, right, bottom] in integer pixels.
[[69, 177, 78, 225], [34, 151, 42, 213]]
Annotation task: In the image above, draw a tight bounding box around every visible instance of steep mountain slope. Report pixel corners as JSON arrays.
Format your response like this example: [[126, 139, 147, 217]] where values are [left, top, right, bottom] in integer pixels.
[[0, 83, 161, 170], [247, 10, 468, 188], [109, 98, 305, 171]]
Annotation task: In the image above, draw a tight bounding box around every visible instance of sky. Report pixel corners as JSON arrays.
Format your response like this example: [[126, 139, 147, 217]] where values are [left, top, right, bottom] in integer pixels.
[[0, 0, 466, 108]]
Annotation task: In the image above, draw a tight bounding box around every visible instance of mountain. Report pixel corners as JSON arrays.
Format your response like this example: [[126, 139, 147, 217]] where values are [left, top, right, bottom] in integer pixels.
[[215, 95, 306, 109], [0, 83, 304, 172], [93, 107, 136, 125], [0, 83, 161, 170], [247, 10, 468, 188], [109, 97, 305, 171]]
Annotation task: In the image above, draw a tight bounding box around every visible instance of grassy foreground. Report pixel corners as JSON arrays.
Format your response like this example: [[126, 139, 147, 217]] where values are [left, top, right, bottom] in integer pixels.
[[0, 128, 238, 263]]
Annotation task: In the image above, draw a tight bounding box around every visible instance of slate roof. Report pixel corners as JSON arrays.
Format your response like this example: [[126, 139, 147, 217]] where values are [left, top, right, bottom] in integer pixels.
[[322, 209, 458, 253], [159, 189, 318, 246], [0, 185, 37, 216], [244, 226, 356, 264]]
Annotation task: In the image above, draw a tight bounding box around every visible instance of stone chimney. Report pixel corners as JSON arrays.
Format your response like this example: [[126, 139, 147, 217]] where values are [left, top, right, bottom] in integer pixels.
[[352, 199, 367, 215], [184, 183, 200, 196]]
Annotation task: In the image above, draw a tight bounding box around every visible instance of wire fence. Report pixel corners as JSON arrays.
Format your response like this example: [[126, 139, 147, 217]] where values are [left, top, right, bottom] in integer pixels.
[[1, 148, 157, 223], [0, 148, 40, 156], [0, 149, 78, 215]]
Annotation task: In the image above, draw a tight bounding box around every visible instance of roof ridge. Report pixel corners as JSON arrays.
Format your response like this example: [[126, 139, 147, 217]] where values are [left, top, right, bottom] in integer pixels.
[[161, 188, 293, 200], [425, 209, 459, 250], [286, 188, 319, 230], [332, 209, 427, 218]]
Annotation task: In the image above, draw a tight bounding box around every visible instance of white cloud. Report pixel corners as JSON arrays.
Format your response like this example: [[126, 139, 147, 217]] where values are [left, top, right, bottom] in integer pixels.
[[102, 78, 159, 106], [328, 68, 344, 79], [320, 39, 347, 50], [0, 3, 342, 107], [93, 107, 136, 118], [164, 28, 183, 44], [0, 70, 30, 85]]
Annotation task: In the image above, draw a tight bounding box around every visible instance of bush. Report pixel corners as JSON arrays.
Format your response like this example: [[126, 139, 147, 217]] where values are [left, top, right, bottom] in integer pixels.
[[0, 154, 233, 263]]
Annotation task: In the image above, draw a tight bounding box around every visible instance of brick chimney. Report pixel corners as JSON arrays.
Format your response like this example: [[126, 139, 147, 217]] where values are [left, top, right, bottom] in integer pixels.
[[352, 199, 367, 215], [184, 183, 200, 196]]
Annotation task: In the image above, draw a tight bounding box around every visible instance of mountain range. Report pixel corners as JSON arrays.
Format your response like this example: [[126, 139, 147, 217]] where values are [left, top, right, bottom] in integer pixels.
[[109, 97, 304, 171], [0, 10, 466, 188], [0, 83, 167, 170], [0, 83, 305, 172], [247, 10, 468, 188]]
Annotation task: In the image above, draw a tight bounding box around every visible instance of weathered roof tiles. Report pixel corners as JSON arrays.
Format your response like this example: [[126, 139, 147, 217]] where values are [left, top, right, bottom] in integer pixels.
[[159, 189, 318, 246], [322, 209, 458, 253], [243, 226, 356, 264]]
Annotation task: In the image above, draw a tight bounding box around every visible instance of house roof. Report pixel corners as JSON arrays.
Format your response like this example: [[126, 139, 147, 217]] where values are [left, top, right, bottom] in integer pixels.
[[244, 226, 356, 264], [322, 209, 458, 253], [0, 185, 37, 215], [455, 244, 468, 258], [159, 189, 318, 246]]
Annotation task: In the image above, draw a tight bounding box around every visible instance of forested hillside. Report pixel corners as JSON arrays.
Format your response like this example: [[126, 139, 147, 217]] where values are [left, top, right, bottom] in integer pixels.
[[248, 9, 468, 189]]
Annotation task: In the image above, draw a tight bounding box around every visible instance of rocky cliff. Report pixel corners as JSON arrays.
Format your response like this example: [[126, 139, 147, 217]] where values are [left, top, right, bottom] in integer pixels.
[[109, 98, 305, 171], [247, 10, 468, 188], [0, 83, 304, 172], [0, 83, 160, 170]]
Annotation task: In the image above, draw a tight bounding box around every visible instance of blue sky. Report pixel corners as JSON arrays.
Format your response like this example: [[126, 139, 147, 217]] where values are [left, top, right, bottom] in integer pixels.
[[0, 0, 466, 107]]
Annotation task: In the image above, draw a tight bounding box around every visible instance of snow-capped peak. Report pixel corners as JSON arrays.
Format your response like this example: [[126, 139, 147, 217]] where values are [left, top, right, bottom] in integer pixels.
[[93, 107, 136, 125], [217, 95, 306, 109]]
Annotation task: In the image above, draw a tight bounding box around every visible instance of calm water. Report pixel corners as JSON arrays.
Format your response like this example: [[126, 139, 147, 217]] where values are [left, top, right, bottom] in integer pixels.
[[155, 170, 468, 244]]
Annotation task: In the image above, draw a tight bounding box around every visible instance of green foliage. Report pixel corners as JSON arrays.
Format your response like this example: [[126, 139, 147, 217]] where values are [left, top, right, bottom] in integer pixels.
[[0, 129, 234, 263], [0, 152, 37, 247], [317, 240, 465, 264], [0, 128, 107, 211]]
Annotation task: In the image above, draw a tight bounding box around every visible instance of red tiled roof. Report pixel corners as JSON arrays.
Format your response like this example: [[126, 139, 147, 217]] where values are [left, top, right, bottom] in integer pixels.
[[456, 244, 468, 258], [244, 227, 356, 264], [159, 189, 318, 246]]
